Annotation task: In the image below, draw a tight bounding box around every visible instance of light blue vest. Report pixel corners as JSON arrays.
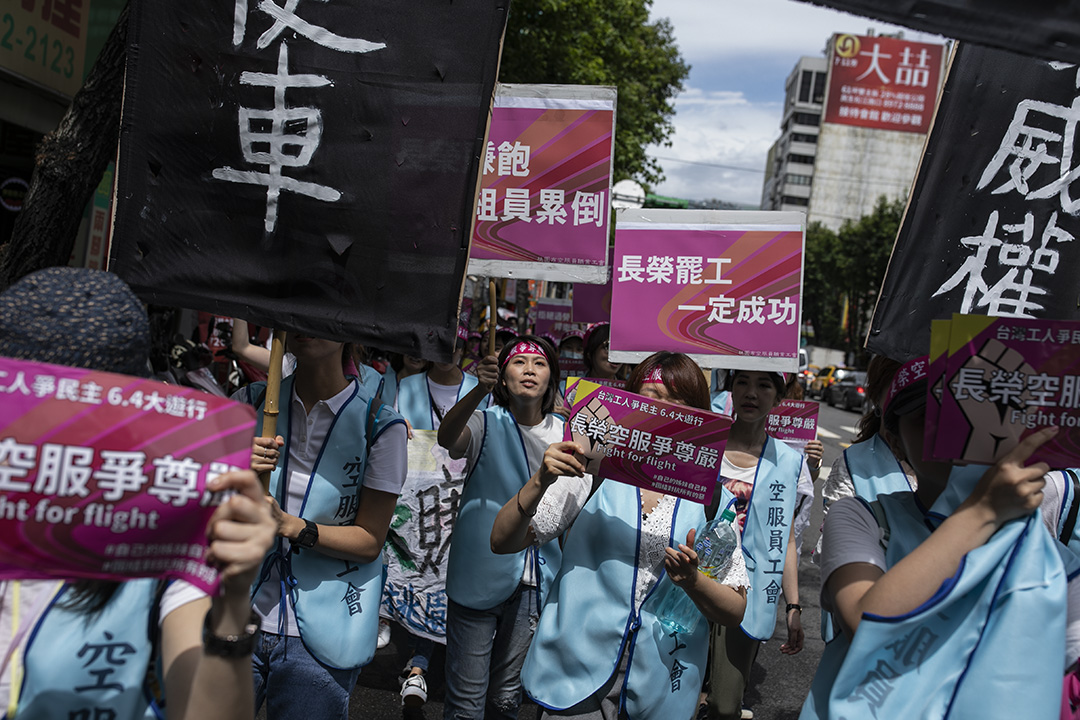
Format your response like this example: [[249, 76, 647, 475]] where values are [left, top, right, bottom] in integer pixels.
[[357, 363, 384, 398], [523, 482, 735, 720], [12, 580, 161, 720], [802, 474, 1067, 720], [821, 433, 914, 642], [252, 375, 404, 669], [381, 368, 399, 408], [737, 436, 802, 640], [445, 406, 562, 610], [396, 371, 478, 430], [710, 390, 732, 416]]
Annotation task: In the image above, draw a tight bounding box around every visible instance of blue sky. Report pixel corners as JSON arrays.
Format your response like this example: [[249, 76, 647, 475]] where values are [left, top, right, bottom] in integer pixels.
[[645, 0, 943, 206]]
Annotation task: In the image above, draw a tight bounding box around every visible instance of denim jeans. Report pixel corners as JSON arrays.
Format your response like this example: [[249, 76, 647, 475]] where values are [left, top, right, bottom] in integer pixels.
[[443, 583, 539, 720], [252, 631, 361, 720]]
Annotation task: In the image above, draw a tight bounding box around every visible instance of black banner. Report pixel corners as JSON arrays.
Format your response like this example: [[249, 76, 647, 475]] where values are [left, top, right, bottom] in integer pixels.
[[796, 1, 1080, 65], [868, 43, 1080, 361], [112, 0, 507, 360]]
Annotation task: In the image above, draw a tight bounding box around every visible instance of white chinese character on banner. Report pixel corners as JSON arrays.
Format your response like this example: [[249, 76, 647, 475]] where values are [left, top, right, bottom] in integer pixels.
[[737, 297, 767, 325], [212, 44, 341, 233], [618, 255, 645, 283], [673, 441, 696, 463], [149, 455, 203, 507], [676, 256, 704, 284], [571, 191, 605, 227], [856, 43, 891, 84], [31, 375, 55, 399], [535, 189, 567, 225], [695, 446, 718, 469], [34, 444, 93, 498], [708, 296, 736, 324], [78, 381, 104, 405], [477, 189, 499, 221], [704, 257, 732, 285], [56, 378, 80, 402], [646, 256, 675, 284], [0, 439, 36, 492], [497, 141, 531, 177], [94, 451, 149, 501], [767, 297, 798, 325], [234, 0, 387, 54], [628, 428, 652, 453], [484, 141, 496, 175], [502, 188, 531, 222], [895, 46, 932, 88]]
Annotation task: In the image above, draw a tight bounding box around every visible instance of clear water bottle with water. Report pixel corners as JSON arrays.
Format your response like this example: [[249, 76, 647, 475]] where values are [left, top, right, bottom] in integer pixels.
[[654, 507, 739, 634]]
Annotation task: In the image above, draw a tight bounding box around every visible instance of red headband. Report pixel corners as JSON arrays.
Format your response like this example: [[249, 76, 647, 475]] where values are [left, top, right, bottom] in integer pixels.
[[883, 355, 929, 416], [642, 366, 666, 384], [502, 341, 545, 367]]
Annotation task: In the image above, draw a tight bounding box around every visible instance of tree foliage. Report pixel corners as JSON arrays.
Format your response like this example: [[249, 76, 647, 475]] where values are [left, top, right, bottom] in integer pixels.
[[802, 196, 904, 366], [498, 0, 689, 186]]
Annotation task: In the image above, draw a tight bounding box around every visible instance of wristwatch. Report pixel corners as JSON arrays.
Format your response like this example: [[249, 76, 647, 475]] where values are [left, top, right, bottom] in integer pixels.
[[293, 519, 319, 549]]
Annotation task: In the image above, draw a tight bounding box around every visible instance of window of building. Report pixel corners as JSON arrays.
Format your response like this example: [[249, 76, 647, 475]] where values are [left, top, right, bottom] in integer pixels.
[[787, 153, 815, 165], [782, 196, 809, 206], [798, 70, 814, 103], [785, 174, 812, 186], [793, 112, 820, 127], [813, 72, 827, 104], [791, 133, 817, 144]]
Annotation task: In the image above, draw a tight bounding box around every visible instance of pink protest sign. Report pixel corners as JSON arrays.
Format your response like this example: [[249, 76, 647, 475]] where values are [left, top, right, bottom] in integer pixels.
[[0, 357, 256, 592], [533, 299, 575, 338], [467, 84, 616, 284], [609, 210, 804, 372], [572, 247, 614, 324], [932, 314, 1080, 466], [563, 378, 732, 505], [766, 400, 819, 452]]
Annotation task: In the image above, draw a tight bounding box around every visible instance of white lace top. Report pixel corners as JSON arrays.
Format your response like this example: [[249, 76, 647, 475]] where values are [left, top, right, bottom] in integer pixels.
[[532, 478, 751, 615]]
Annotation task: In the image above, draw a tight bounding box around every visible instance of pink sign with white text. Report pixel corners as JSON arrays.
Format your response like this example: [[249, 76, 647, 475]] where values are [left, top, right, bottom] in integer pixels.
[[766, 400, 819, 452], [0, 357, 255, 592], [610, 212, 804, 371], [563, 378, 732, 505]]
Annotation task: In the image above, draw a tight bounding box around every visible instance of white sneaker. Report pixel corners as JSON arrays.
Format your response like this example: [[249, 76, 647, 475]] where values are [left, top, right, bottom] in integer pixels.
[[377, 619, 391, 650], [400, 673, 428, 707], [740, 708, 754, 719]]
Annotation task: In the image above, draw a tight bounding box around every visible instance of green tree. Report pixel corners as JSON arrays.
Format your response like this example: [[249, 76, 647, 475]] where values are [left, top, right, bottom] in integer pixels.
[[498, 0, 689, 186], [803, 196, 904, 365]]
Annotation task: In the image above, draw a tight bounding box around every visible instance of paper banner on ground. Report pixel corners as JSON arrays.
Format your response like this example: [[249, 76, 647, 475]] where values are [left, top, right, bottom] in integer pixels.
[[766, 400, 819, 453], [932, 314, 1080, 467], [111, 0, 507, 362], [572, 247, 614, 324], [467, 83, 616, 284], [0, 357, 255, 593], [563, 379, 731, 505], [868, 43, 1080, 362], [610, 209, 804, 371], [380, 430, 466, 643]]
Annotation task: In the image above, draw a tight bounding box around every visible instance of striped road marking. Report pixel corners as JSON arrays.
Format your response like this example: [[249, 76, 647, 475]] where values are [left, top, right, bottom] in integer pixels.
[[817, 427, 840, 439]]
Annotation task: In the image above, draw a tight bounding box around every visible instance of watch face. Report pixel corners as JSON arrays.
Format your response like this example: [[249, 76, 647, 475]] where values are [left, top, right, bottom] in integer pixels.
[[297, 521, 318, 548]]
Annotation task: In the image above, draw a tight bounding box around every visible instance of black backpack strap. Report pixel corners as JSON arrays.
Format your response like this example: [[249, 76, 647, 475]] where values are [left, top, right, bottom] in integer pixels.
[[1062, 469, 1080, 544]]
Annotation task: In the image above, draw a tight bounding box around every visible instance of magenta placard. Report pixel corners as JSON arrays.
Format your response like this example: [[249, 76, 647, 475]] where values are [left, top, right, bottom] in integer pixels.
[[469, 90, 615, 271], [933, 315, 1080, 466], [563, 378, 731, 504], [766, 400, 819, 452], [532, 299, 575, 338], [611, 220, 803, 369], [0, 357, 256, 592], [572, 247, 614, 324]]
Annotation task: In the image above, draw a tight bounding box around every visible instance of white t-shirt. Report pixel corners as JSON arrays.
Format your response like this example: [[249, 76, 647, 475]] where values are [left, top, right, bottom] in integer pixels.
[[427, 377, 461, 430], [464, 410, 564, 586], [0, 579, 203, 707], [818, 471, 1080, 667], [254, 380, 407, 636]]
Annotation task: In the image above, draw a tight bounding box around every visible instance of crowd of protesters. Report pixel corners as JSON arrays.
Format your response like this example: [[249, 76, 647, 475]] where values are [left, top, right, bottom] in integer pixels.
[[1, 267, 1078, 720]]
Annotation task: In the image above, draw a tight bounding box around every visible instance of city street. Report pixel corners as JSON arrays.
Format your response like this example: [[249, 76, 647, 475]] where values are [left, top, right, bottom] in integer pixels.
[[332, 401, 865, 720]]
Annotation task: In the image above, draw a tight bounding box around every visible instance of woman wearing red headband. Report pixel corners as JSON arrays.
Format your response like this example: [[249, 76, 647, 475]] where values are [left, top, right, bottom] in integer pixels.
[[490, 351, 748, 720], [437, 336, 568, 720]]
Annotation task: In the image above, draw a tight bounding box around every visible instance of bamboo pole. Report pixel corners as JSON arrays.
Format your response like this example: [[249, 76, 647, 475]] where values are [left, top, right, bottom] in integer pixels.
[[258, 328, 287, 492], [488, 279, 497, 357]]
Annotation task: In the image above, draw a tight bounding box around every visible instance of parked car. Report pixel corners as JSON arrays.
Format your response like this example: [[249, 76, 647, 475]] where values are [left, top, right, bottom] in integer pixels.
[[808, 365, 848, 399], [827, 370, 868, 412]]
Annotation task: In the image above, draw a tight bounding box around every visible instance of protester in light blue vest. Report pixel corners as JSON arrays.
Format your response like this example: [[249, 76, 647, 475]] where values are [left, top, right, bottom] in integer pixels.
[[437, 336, 565, 720], [491, 352, 750, 720], [0, 268, 276, 720], [707, 369, 804, 720], [803, 356, 1078, 720], [385, 336, 479, 708], [381, 353, 429, 410], [247, 333, 407, 720]]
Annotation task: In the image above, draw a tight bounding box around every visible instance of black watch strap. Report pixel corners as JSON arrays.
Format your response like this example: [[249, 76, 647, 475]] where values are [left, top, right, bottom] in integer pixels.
[[202, 610, 259, 658], [294, 519, 319, 549]]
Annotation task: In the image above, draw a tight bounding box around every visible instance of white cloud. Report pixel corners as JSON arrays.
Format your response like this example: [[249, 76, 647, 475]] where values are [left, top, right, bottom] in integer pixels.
[[648, 87, 781, 207]]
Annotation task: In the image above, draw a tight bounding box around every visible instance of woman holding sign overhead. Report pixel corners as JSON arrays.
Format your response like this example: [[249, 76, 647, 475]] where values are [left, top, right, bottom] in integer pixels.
[[437, 336, 568, 720], [490, 352, 749, 720]]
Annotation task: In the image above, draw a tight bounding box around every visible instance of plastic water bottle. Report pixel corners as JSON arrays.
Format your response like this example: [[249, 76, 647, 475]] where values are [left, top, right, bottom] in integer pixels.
[[654, 507, 739, 634]]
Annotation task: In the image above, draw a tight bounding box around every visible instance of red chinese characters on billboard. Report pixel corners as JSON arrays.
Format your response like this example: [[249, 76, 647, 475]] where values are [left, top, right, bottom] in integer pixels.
[[824, 34, 943, 135]]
